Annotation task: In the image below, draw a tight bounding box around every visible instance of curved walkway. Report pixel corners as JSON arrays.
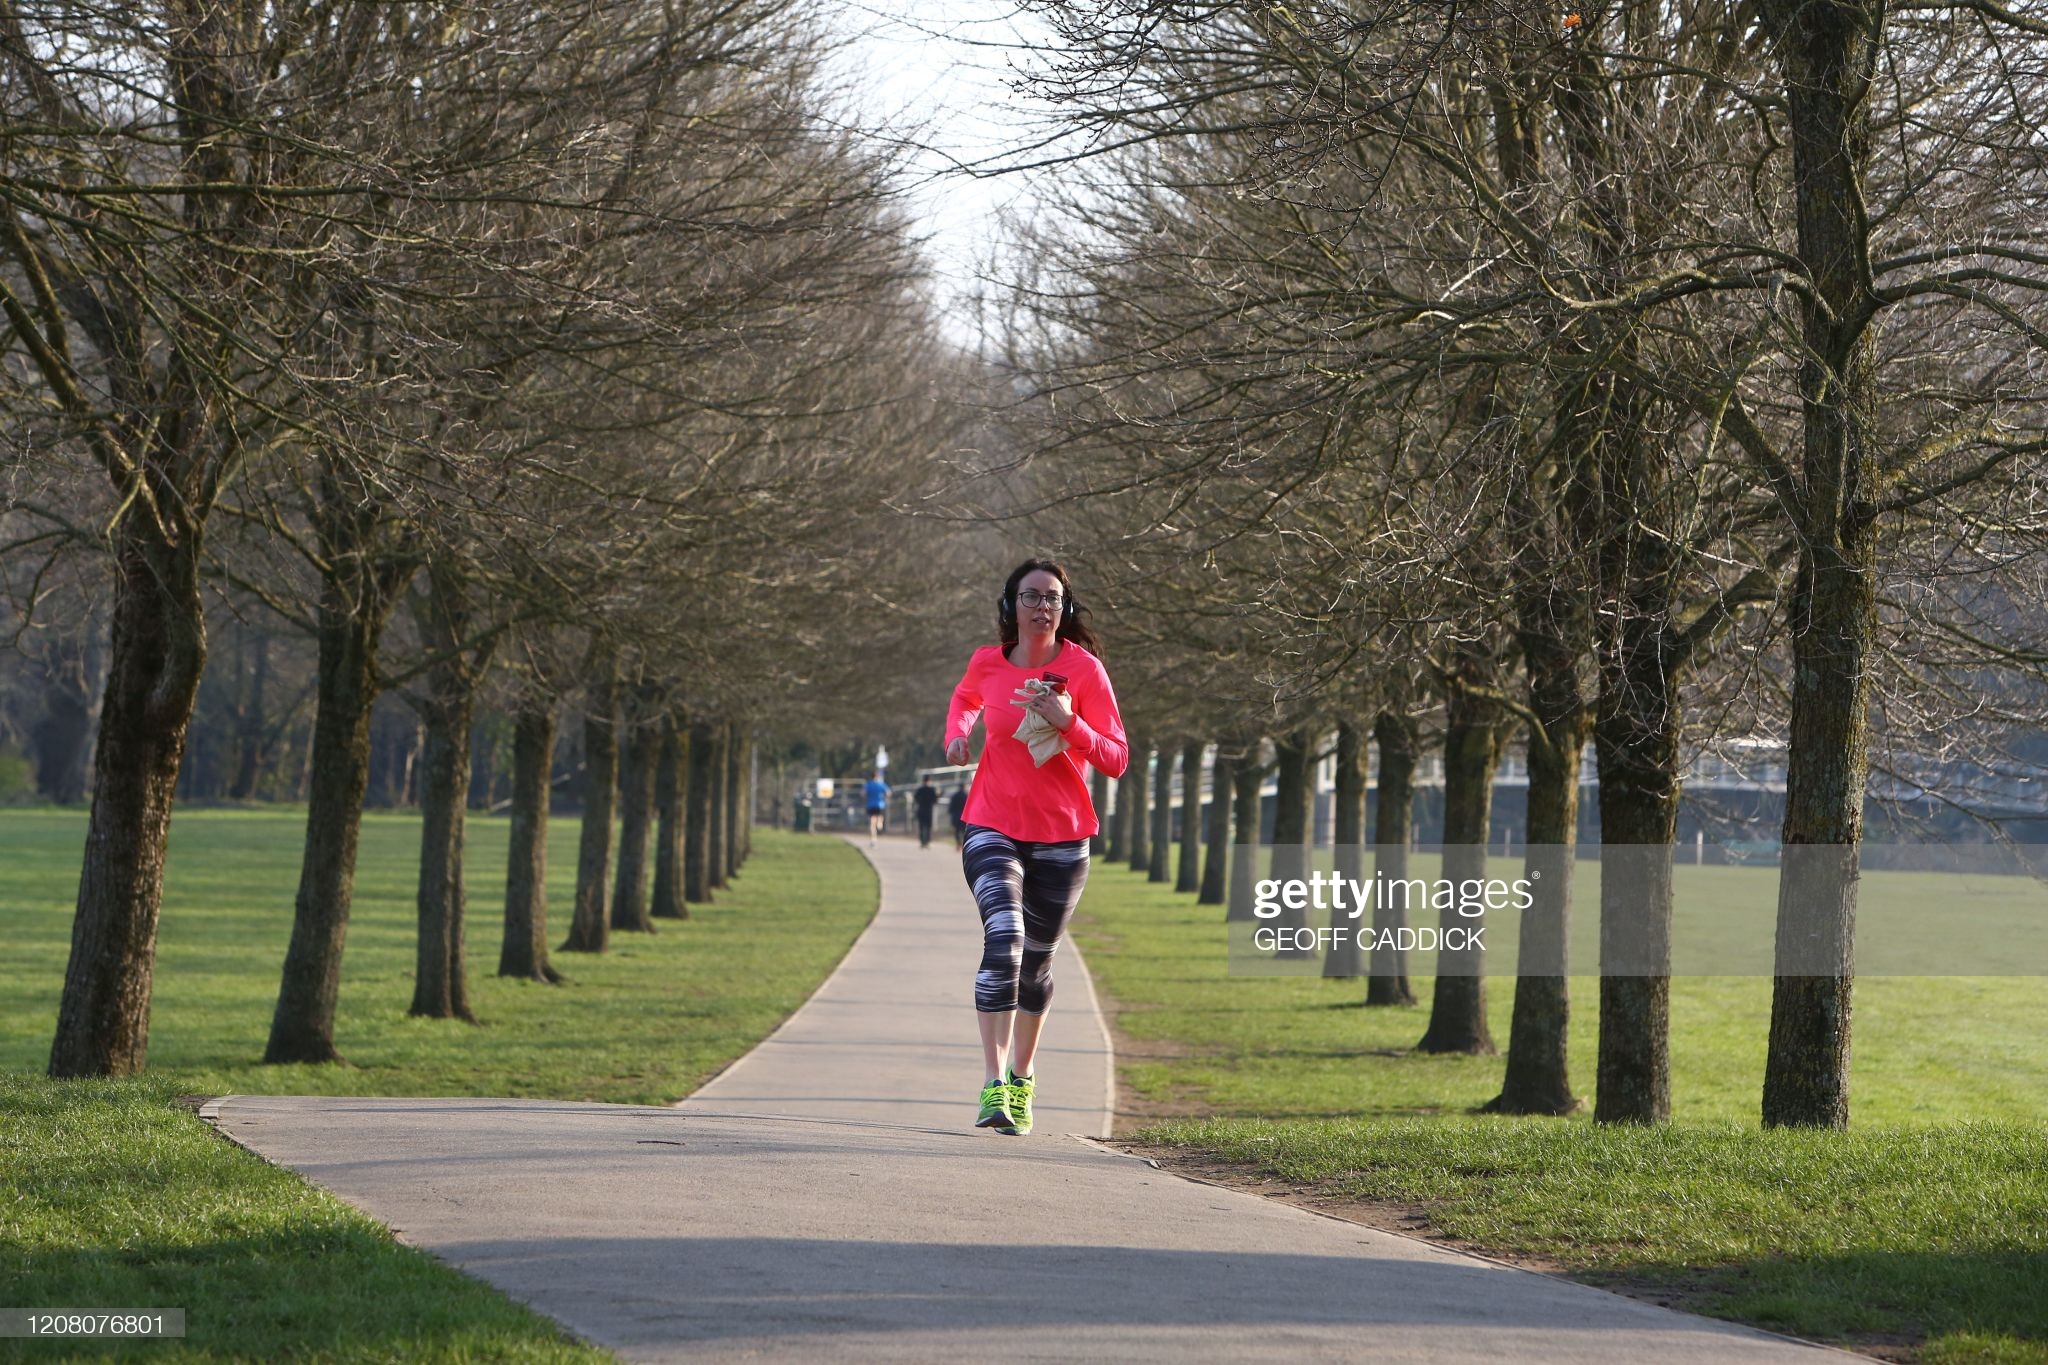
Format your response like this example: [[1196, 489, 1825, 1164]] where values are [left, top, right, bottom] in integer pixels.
[[207, 835, 1852, 1363], [677, 833, 1115, 1134]]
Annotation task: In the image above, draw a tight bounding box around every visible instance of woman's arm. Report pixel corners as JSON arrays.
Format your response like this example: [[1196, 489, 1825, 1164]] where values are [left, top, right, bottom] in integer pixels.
[[1061, 665, 1129, 779], [944, 654, 985, 749]]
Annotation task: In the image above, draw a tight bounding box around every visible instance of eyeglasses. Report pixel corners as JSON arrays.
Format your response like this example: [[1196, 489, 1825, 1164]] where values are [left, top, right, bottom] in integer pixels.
[[1016, 589, 1064, 610]]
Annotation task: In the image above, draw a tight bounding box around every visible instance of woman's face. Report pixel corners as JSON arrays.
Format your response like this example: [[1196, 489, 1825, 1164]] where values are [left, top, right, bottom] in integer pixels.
[[1015, 569, 1064, 636]]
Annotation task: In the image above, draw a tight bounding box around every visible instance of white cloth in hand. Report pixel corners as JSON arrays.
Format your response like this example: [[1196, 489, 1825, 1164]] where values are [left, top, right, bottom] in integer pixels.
[[1012, 679, 1072, 767]]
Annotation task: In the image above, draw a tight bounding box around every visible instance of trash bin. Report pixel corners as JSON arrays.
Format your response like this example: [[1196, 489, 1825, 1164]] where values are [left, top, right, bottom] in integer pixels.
[[793, 798, 812, 833]]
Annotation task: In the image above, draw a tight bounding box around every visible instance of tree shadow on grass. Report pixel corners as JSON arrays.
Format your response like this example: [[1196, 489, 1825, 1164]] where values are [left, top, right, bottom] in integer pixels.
[[1124, 1143, 2047, 1362], [1583, 1250, 2048, 1361]]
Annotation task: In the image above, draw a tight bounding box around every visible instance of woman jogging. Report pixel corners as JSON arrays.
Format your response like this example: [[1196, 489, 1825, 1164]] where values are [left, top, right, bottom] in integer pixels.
[[944, 559, 1128, 1135]]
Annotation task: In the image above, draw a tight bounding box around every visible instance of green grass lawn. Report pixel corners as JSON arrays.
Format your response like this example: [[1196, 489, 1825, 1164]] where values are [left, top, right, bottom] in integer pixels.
[[1070, 858, 2048, 1364], [0, 809, 876, 1362], [0, 809, 874, 1101], [2, 1074, 608, 1363]]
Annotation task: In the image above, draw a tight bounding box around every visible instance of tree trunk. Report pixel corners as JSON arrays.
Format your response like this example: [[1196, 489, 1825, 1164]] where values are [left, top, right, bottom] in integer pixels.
[[724, 719, 743, 878], [500, 702, 564, 982], [1108, 760, 1133, 862], [1489, 630, 1589, 1114], [1269, 728, 1313, 936], [561, 658, 615, 954], [1593, 646, 1680, 1123], [1227, 748, 1263, 922], [652, 717, 688, 920], [31, 632, 98, 805], [266, 571, 397, 1062], [1148, 741, 1173, 882], [707, 719, 728, 889], [49, 534, 206, 1077], [1417, 682, 1503, 1055], [1765, 557, 1871, 1126], [1090, 768, 1110, 857], [228, 629, 269, 800], [1325, 717, 1367, 978], [685, 717, 714, 902], [409, 580, 485, 1022], [1176, 740, 1203, 893], [1367, 710, 1418, 1006], [265, 448, 415, 1059], [1490, 374, 1597, 1105], [471, 719, 503, 814], [1126, 741, 1150, 873], [1199, 743, 1231, 905], [1758, 0, 1881, 1131], [611, 707, 657, 933], [739, 730, 754, 864]]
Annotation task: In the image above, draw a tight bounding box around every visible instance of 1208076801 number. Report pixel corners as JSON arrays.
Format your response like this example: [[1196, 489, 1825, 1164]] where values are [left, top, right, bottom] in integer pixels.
[[0, 1309, 185, 1337]]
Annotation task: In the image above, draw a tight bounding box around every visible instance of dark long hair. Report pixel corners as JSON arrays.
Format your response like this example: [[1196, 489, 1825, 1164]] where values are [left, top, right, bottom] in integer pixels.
[[998, 558, 1103, 658]]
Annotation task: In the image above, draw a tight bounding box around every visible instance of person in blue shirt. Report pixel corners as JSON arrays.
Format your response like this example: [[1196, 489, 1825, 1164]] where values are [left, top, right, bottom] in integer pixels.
[[864, 772, 890, 847]]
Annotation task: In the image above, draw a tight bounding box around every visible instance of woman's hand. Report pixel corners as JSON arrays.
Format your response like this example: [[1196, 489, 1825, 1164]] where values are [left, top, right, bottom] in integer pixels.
[[1011, 685, 1075, 733], [946, 737, 971, 765]]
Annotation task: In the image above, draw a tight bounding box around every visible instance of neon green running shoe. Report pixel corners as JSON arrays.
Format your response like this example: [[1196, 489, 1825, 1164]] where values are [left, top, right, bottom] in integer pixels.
[[975, 1081, 1014, 1131], [1006, 1069, 1035, 1136]]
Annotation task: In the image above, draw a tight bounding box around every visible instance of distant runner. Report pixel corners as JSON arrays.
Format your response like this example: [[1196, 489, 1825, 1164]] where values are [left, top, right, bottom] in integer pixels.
[[912, 776, 940, 849], [864, 772, 889, 848]]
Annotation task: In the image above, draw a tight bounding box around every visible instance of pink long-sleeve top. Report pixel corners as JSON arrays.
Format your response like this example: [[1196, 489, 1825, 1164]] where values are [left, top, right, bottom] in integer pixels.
[[944, 642, 1129, 843]]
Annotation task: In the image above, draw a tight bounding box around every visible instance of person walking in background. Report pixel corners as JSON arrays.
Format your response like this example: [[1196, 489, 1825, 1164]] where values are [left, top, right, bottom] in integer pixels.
[[912, 776, 939, 849], [948, 784, 967, 847], [864, 771, 889, 847], [944, 558, 1127, 1136]]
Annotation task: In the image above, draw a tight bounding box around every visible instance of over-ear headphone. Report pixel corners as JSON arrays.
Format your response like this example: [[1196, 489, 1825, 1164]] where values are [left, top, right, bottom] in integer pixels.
[[999, 586, 1077, 627]]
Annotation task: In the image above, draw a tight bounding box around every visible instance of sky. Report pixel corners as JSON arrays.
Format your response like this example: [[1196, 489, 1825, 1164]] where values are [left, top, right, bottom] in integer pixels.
[[823, 0, 1062, 338]]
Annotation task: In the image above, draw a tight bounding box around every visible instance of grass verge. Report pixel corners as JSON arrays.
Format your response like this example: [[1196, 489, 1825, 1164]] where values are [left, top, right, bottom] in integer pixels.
[[1070, 860, 2048, 1364], [1, 1073, 611, 1363]]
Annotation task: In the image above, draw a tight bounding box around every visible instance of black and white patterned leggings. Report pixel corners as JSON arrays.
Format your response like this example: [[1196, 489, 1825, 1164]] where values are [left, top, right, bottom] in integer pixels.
[[960, 823, 1091, 1014]]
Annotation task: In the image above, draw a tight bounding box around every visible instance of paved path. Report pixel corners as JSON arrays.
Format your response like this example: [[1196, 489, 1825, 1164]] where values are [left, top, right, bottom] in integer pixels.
[[207, 835, 1851, 1362], [678, 833, 1115, 1135]]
